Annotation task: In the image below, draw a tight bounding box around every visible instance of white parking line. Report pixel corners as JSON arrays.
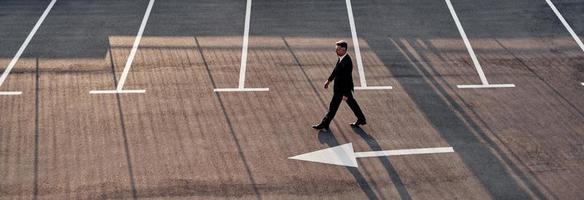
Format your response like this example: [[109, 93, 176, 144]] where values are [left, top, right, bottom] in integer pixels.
[[90, 0, 156, 95], [89, 90, 146, 94], [213, 88, 269, 92], [546, 0, 584, 52], [545, 0, 584, 86], [344, 0, 392, 91], [214, 0, 269, 93], [457, 84, 515, 89], [444, 0, 515, 89], [0, 91, 25, 96], [0, 0, 57, 96]]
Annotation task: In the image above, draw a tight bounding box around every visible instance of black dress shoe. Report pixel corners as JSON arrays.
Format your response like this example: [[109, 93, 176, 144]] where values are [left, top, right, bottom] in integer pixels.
[[312, 123, 330, 130], [350, 120, 367, 126]]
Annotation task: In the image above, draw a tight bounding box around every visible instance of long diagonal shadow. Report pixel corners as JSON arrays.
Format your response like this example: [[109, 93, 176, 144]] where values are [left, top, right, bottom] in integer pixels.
[[194, 37, 262, 200], [351, 126, 412, 200], [361, 36, 547, 199], [108, 45, 138, 199], [419, 38, 552, 199]]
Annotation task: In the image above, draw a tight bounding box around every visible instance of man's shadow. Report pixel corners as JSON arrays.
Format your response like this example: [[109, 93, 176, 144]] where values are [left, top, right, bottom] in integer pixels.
[[350, 126, 413, 200], [317, 130, 380, 200], [318, 128, 411, 199]]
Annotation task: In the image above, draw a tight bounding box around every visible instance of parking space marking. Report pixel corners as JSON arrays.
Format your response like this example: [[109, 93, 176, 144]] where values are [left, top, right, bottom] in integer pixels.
[[545, 0, 584, 86], [213, 88, 269, 92], [345, 0, 392, 90], [214, 0, 269, 93], [90, 0, 156, 95], [546, 0, 584, 52], [89, 90, 146, 94], [0, 91, 24, 95], [444, 0, 516, 89], [0, 0, 57, 96]]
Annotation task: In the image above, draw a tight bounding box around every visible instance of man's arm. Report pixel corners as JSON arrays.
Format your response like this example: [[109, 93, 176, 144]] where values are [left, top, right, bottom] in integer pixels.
[[325, 61, 340, 89], [324, 69, 335, 88], [327, 64, 338, 82]]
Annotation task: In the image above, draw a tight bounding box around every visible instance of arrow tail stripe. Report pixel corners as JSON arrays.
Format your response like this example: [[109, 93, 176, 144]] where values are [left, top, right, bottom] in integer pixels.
[[354, 147, 454, 158]]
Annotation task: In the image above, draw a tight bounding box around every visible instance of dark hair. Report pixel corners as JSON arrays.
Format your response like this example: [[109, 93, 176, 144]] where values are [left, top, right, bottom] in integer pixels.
[[336, 40, 348, 49]]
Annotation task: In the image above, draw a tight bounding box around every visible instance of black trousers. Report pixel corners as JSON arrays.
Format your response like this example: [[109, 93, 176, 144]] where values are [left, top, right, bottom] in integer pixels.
[[321, 90, 366, 125]]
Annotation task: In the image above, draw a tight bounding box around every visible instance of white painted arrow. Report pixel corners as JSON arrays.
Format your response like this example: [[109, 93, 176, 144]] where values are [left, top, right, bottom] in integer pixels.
[[289, 143, 454, 167]]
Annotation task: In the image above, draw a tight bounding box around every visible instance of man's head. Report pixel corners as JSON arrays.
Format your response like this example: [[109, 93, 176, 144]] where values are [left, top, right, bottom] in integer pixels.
[[335, 40, 348, 57]]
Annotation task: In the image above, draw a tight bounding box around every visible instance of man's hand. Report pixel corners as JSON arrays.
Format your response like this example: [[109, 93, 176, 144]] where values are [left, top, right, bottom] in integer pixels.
[[324, 80, 330, 89]]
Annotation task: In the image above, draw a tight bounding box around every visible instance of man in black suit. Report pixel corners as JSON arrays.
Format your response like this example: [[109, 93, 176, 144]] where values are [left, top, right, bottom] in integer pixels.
[[313, 40, 366, 131]]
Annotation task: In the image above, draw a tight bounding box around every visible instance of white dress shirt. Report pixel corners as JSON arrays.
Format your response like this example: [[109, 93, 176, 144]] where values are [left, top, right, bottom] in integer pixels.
[[338, 53, 348, 62]]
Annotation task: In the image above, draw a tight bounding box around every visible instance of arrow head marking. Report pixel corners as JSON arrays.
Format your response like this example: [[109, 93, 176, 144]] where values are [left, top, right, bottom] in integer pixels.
[[289, 143, 358, 167]]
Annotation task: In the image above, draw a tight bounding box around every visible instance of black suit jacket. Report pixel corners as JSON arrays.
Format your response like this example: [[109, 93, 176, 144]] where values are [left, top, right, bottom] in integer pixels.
[[328, 54, 354, 93]]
